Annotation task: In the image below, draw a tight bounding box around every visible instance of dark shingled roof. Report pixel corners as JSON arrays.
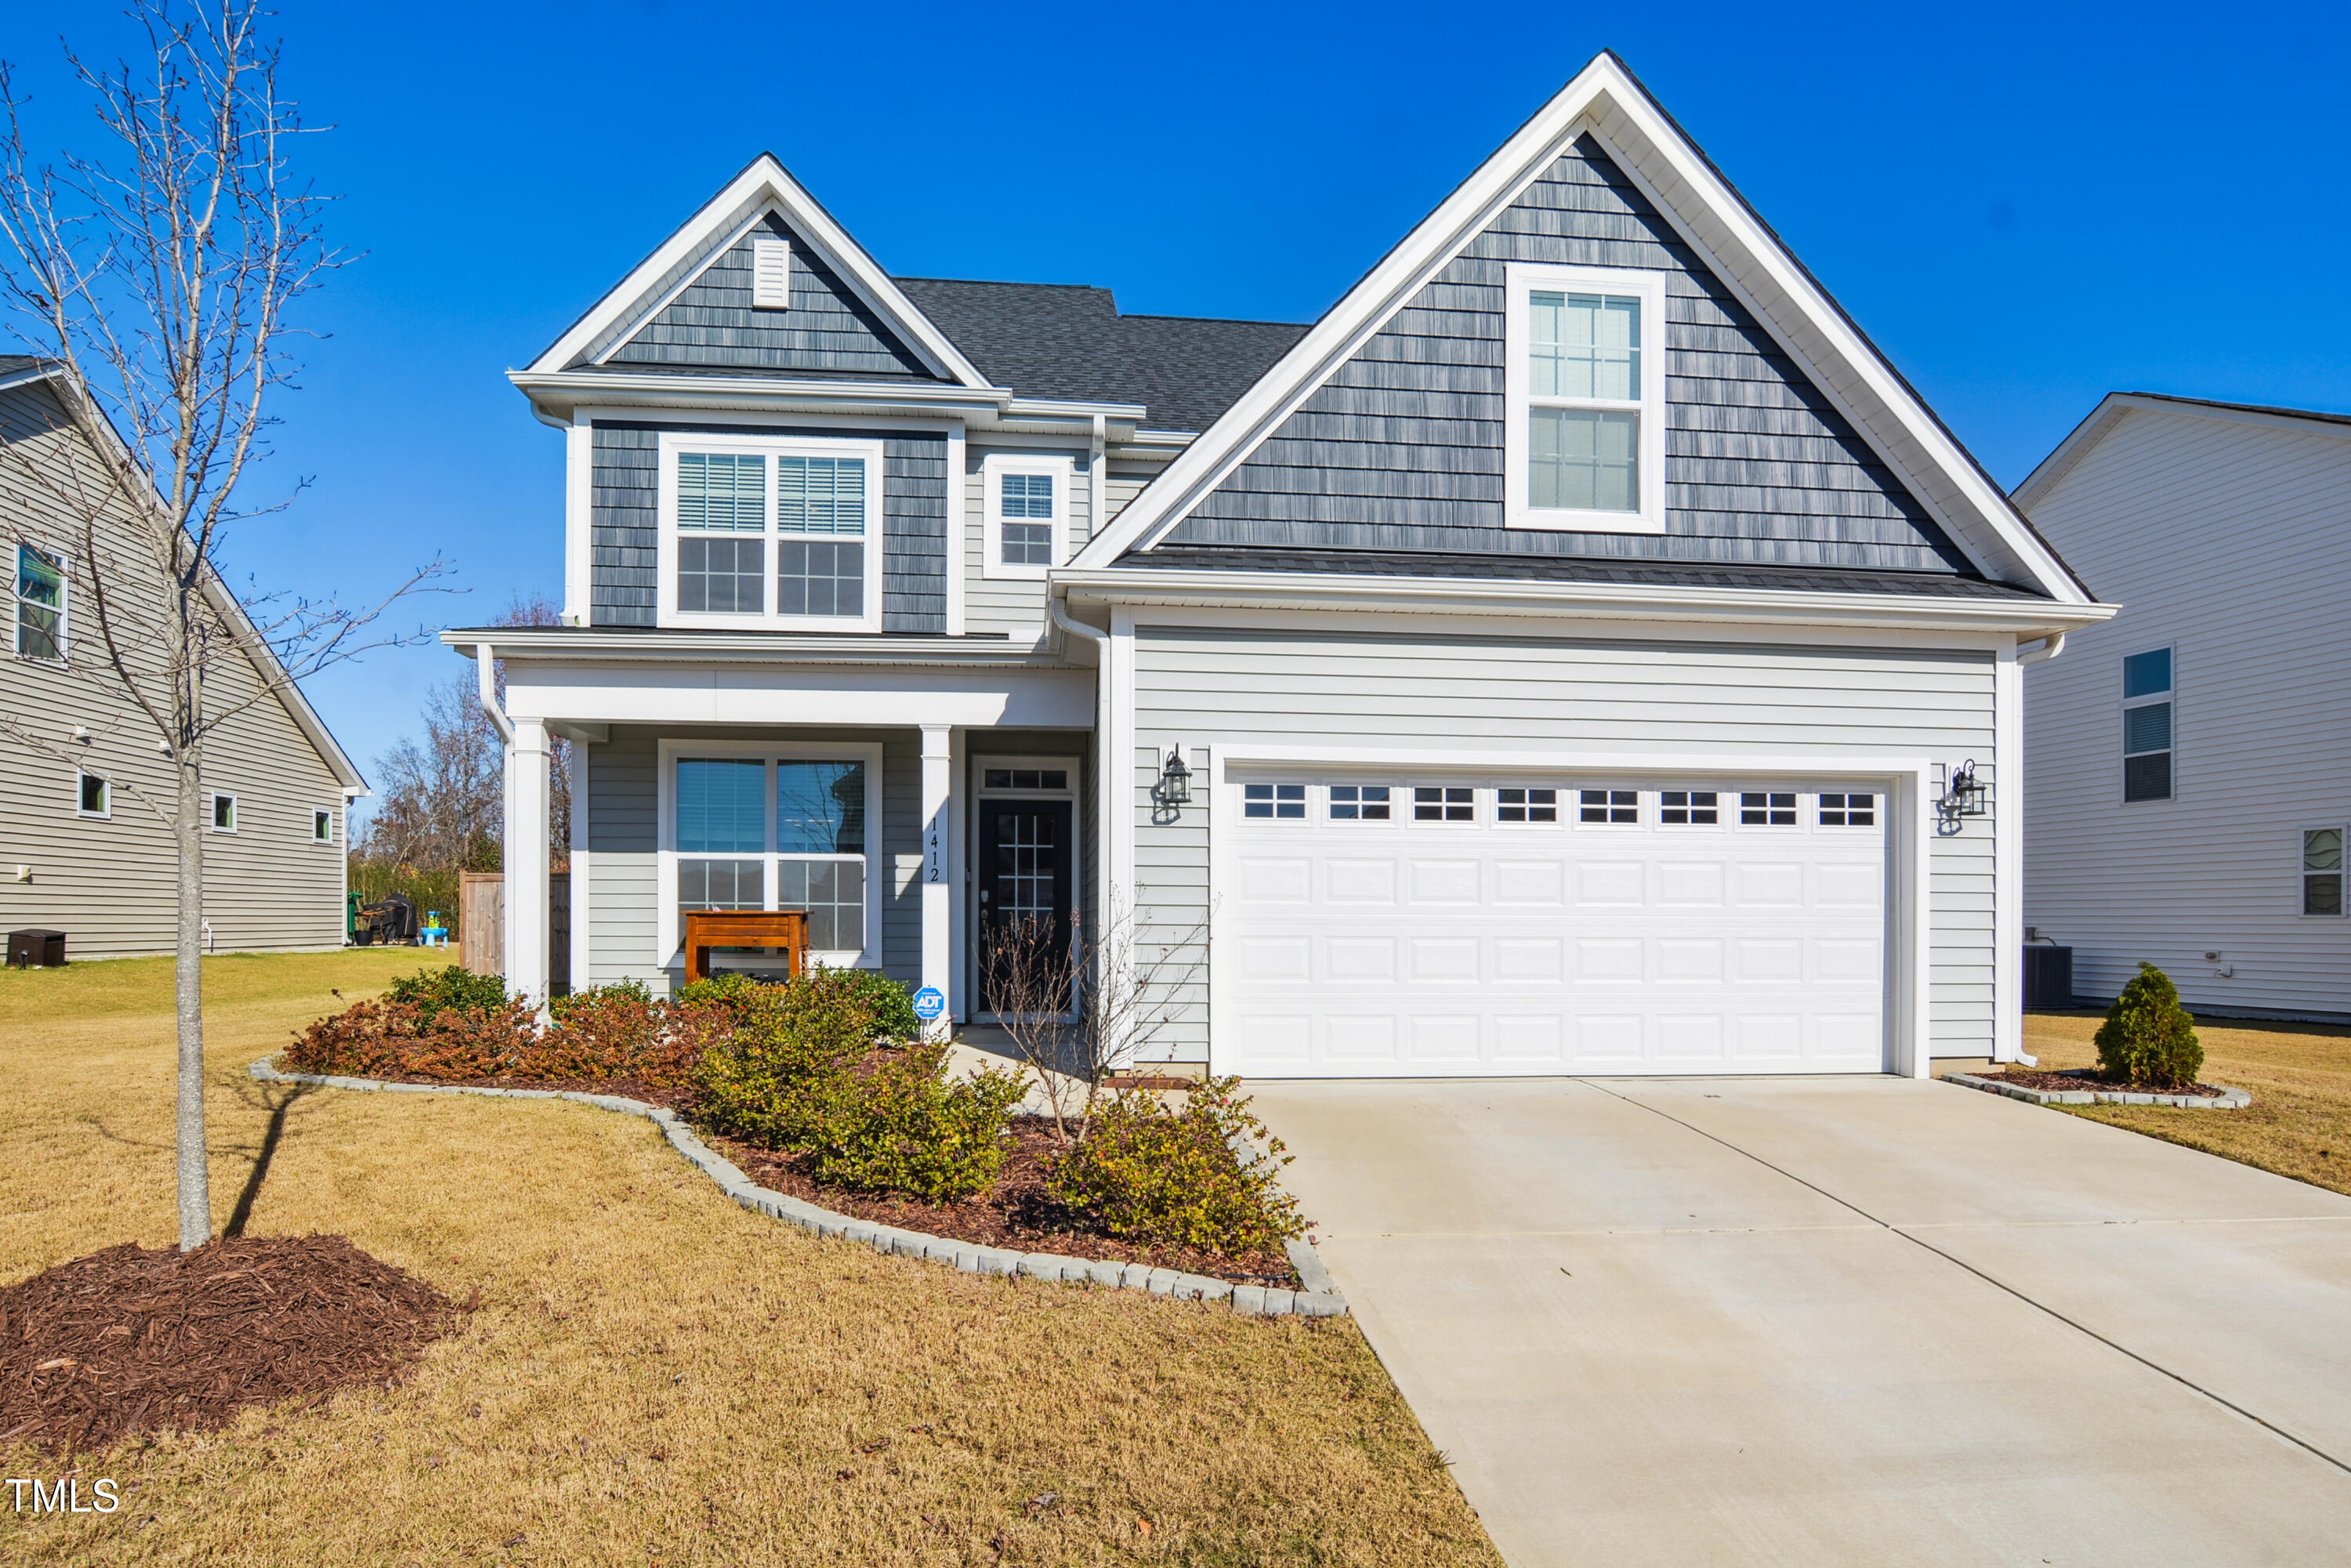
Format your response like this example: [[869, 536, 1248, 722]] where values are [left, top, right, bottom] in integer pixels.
[[0, 354, 49, 376], [893, 277, 1306, 433], [1117, 545, 2052, 600]]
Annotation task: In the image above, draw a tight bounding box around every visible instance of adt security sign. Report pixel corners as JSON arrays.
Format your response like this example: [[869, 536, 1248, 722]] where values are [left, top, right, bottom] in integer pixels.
[[911, 987, 947, 1023]]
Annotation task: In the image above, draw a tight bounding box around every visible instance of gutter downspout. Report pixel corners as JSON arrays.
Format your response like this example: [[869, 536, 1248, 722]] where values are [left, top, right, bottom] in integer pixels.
[[1049, 588, 1113, 986], [475, 641, 515, 744]]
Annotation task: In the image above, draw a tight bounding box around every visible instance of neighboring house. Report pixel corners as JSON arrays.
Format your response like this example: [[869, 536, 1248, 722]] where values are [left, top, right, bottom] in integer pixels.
[[0, 357, 367, 958], [2016, 392, 2351, 1019], [455, 53, 2109, 1078]]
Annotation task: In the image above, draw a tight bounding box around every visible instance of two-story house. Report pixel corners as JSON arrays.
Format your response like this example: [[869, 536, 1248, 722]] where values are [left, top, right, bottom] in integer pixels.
[[2, 357, 368, 957], [2017, 392, 2351, 1019], [451, 53, 2110, 1078]]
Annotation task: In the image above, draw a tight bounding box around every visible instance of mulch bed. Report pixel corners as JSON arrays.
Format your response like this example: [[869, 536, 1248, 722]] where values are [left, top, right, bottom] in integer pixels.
[[1986, 1067, 2228, 1099], [707, 1118, 1301, 1289], [283, 1062, 1299, 1289], [0, 1235, 458, 1457]]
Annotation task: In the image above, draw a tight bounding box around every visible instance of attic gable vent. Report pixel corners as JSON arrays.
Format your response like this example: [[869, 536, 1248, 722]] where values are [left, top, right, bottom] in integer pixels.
[[751, 235, 792, 310]]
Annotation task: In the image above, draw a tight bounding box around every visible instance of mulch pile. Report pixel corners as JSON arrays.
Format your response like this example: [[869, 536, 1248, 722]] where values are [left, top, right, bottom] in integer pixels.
[[1986, 1066, 2228, 1099], [709, 1117, 1301, 1289], [0, 1234, 458, 1457]]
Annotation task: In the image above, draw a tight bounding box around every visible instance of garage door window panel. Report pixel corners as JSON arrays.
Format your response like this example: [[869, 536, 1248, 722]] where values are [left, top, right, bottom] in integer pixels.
[[1820, 792, 1875, 826], [1244, 783, 1305, 820], [1579, 788, 1638, 825], [1329, 785, 1392, 822], [1660, 791, 1718, 826], [1414, 787, 1474, 823], [1497, 788, 1558, 824], [1741, 791, 1797, 826]]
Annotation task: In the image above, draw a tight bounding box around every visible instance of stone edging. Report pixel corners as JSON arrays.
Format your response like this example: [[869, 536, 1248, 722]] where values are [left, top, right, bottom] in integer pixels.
[[248, 1056, 1346, 1318], [1941, 1070, 2251, 1110]]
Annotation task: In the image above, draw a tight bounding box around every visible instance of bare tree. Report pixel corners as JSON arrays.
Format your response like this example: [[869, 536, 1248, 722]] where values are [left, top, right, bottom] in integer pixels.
[[980, 887, 1209, 1143], [0, 3, 440, 1251]]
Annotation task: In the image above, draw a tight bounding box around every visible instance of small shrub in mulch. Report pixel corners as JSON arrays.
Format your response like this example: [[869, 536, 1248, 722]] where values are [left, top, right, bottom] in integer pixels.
[[1049, 1079, 1306, 1259], [0, 1235, 458, 1457], [2096, 963, 2205, 1090]]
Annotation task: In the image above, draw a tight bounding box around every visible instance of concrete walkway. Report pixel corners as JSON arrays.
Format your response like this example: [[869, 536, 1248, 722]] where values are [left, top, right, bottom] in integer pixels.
[[1250, 1076, 2351, 1567]]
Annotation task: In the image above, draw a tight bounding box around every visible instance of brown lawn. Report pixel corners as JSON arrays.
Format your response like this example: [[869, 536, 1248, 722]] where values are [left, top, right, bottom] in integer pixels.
[[0, 950, 1498, 1566], [2023, 1009, 2351, 1197]]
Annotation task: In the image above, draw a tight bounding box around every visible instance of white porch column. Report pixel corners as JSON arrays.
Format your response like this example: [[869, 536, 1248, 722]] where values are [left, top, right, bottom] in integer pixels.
[[920, 725, 955, 1026], [505, 716, 552, 1009]]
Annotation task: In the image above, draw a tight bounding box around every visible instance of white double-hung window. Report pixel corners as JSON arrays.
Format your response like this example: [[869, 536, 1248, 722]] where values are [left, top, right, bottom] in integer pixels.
[[661, 741, 883, 967], [982, 454, 1074, 580], [1504, 263, 1668, 534], [657, 432, 883, 632]]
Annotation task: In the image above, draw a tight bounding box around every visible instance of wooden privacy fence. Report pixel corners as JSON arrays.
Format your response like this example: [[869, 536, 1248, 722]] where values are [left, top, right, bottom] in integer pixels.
[[455, 871, 570, 994]]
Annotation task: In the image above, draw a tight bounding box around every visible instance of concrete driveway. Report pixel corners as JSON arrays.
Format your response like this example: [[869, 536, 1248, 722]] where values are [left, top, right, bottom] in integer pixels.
[[1249, 1076, 2351, 1567]]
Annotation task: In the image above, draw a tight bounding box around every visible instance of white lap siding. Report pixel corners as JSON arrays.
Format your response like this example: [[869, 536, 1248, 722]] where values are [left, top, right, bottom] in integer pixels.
[[582, 724, 923, 992], [1127, 625, 2001, 1064]]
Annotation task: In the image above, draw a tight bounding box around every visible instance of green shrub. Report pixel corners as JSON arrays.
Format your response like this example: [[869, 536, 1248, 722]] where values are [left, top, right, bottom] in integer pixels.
[[805, 1041, 1027, 1203], [2095, 962, 2204, 1089], [830, 967, 922, 1042], [382, 965, 509, 1025], [691, 968, 883, 1150], [1048, 1078, 1306, 1258]]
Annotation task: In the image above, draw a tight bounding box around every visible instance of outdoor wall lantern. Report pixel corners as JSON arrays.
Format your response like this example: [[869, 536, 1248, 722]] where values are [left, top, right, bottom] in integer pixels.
[[1157, 747, 1192, 806], [1944, 759, 1987, 817]]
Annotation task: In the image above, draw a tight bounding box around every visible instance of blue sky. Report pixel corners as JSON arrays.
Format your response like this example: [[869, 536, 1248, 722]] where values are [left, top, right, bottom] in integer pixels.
[[10, 1, 2350, 802]]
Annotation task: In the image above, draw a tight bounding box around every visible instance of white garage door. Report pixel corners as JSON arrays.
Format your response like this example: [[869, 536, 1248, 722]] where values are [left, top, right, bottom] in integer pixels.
[[1223, 776, 1887, 1077]]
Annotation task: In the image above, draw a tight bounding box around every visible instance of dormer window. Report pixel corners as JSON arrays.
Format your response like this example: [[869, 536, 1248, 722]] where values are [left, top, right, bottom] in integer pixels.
[[1503, 263, 1668, 534], [658, 433, 882, 632], [982, 454, 1074, 581]]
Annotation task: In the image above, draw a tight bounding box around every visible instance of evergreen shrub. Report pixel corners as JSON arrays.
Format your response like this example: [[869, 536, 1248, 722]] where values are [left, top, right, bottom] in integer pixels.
[[1048, 1078, 1306, 1258], [2094, 962, 2204, 1089]]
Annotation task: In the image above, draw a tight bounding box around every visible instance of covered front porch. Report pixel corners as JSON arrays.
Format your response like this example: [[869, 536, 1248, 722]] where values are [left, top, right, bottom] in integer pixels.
[[464, 632, 1098, 1023]]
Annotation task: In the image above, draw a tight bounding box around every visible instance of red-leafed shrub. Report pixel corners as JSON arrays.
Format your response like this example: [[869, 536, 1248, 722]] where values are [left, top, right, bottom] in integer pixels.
[[283, 994, 539, 1080], [540, 981, 696, 1085]]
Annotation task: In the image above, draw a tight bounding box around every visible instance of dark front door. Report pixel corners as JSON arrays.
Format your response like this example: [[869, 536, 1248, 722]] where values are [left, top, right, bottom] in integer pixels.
[[979, 798, 1074, 1014]]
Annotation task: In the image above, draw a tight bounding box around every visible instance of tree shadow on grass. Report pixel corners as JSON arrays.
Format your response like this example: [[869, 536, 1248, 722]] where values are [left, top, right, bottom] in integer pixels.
[[224, 1081, 316, 1239]]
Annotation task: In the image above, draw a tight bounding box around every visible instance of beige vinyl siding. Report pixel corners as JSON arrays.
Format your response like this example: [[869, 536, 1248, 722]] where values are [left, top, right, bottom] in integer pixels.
[[961, 445, 1094, 639], [2023, 407, 2351, 1016], [1130, 625, 2001, 1060], [0, 378, 350, 958], [582, 725, 924, 993]]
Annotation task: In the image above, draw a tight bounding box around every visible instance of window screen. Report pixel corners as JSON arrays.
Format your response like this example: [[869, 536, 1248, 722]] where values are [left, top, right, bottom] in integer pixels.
[[1741, 791, 1797, 826], [1660, 791, 1717, 825], [16, 543, 63, 661], [2305, 828, 2344, 917], [679, 857, 764, 914], [1330, 785, 1392, 821], [1414, 786, 1474, 822], [777, 538, 862, 617], [1580, 788, 1637, 824], [2123, 648, 2174, 802], [777, 859, 865, 951], [1529, 407, 1638, 512], [1497, 788, 1557, 823], [1243, 784, 1304, 820], [1530, 292, 1639, 400]]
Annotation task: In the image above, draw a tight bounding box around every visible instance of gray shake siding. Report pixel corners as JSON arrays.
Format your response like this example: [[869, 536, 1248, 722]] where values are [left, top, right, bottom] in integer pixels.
[[1176, 135, 1969, 574], [581, 724, 924, 992], [1127, 627, 2001, 1060], [589, 422, 946, 631], [602, 215, 937, 379]]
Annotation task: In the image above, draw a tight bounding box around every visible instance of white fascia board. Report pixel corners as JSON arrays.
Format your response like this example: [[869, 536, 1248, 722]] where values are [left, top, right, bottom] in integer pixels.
[[437, 627, 1075, 668], [1051, 565, 2117, 637], [1071, 53, 2092, 608], [524, 154, 993, 389], [512, 369, 1009, 422]]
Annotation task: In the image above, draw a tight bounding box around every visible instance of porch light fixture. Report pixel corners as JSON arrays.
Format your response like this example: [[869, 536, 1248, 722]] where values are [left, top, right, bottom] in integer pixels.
[[1157, 748, 1191, 806], [1946, 759, 1987, 817]]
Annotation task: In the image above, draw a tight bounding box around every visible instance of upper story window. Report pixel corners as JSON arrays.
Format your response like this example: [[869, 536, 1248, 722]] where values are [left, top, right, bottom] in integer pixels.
[[982, 455, 1073, 581], [2122, 647, 2173, 802], [658, 433, 882, 633], [2303, 827, 2345, 917], [1504, 263, 1668, 535], [16, 542, 64, 661]]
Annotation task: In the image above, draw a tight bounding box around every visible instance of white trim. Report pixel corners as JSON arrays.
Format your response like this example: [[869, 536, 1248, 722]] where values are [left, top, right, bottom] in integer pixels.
[[312, 806, 335, 845], [2119, 640, 2177, 805], [921, 725, 953, 1025], [1992, 640, 2023, 1062], [13, 537, 69, 664], [2014, 393, 2351, 514], [654, 738, 886, 972], [563, 412, 593, 624], [981, 453, 1076, 581], [209, 791, 238, 835], [1068, 54, 2091, 606], [654, 430, 885, 635], [1204, 744, 1936, 1080], [1503, 263, 1668, 534], [527, 157, 994, 389], [75, 770, 110, 820], [2299, 824, 2349, 918], [1107, 607, 1139, 960]]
